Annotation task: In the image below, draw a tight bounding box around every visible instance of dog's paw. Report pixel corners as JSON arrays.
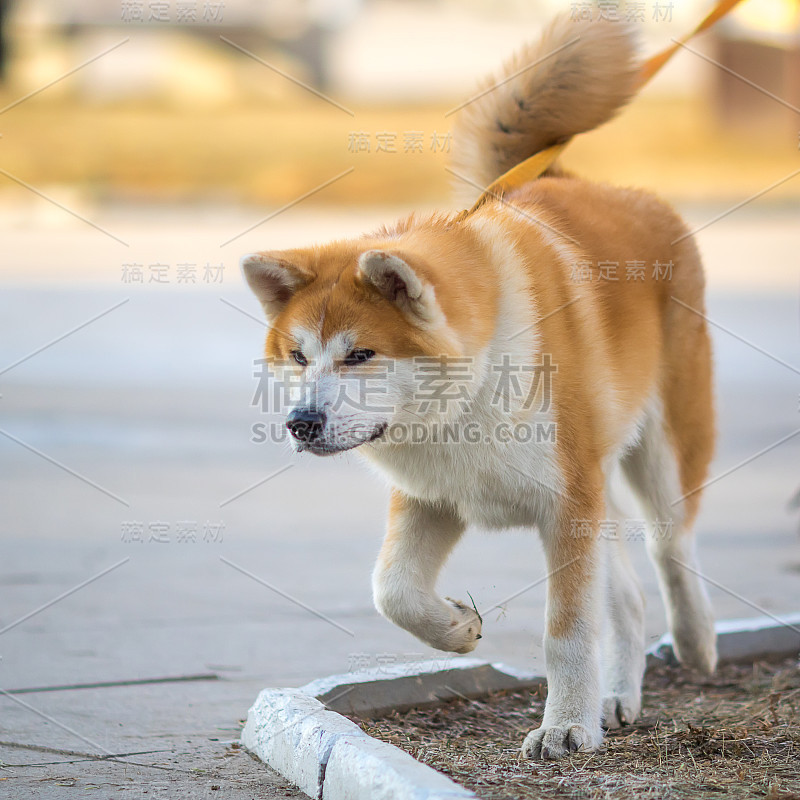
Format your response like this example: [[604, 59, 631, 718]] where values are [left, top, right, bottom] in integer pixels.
[[601, 693, 640, 729], [440, 597, 482, 654], [673, 626, 718, 675], [521, 723, 602, 760]]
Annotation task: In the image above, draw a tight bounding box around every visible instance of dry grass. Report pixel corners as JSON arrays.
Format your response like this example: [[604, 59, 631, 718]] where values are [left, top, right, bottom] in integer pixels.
[[353, 658, 800, 800]]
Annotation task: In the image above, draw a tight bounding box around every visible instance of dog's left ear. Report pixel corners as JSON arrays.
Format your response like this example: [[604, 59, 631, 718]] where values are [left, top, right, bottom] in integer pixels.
[[357, 250, 443, 326]]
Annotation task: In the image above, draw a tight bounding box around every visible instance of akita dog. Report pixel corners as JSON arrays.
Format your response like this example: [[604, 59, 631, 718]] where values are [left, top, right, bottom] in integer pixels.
[[242, 16, 717, 759]]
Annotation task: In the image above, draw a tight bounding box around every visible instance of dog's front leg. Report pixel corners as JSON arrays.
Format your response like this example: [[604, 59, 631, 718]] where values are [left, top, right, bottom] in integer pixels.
[[372, 489, 480, 654], [523, 502, 604, 760]]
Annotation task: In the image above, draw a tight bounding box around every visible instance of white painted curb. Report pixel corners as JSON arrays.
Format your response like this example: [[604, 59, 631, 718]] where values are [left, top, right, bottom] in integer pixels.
[[241, 686, 475, 799], [241, 658, 538, 800], [243, 614, 800, 800], [646, 612, 800, 667]]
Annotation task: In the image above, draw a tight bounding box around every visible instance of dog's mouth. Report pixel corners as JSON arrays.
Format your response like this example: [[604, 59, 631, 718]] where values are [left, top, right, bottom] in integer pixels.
[[366, 422, 388, 442], [297, 423, 387, 456]]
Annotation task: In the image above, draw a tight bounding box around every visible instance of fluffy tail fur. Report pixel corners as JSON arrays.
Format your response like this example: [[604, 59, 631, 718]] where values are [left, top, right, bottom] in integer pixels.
[[451, 15, 639, 197]]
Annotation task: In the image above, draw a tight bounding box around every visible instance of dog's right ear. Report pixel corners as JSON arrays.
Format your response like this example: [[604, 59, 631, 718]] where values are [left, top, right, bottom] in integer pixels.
[[240, 252, 313, 322]]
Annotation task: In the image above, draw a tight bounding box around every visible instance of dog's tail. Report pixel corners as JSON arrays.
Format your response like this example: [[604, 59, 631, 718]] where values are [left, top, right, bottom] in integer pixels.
[[451, 16, 639, 199]]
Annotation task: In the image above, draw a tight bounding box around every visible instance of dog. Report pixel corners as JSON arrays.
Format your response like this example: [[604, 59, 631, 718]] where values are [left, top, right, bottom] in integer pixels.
[[241, 15, 718, 759]]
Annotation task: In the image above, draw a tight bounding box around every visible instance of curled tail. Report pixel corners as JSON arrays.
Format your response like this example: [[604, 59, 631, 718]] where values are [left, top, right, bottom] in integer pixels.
[[451, 15, 639, 198]]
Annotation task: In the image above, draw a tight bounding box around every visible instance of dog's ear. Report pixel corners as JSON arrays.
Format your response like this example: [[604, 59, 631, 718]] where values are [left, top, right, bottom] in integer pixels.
[[241, 252, 312, 321], [357, 250, 443, 325]]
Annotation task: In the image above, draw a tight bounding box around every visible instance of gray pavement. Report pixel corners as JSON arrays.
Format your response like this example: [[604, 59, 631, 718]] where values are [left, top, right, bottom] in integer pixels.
[[1, 204, 799, 798]]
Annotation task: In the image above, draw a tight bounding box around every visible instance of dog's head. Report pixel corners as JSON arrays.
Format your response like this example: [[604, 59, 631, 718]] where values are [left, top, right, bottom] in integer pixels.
[[242, 223, 497, 455]]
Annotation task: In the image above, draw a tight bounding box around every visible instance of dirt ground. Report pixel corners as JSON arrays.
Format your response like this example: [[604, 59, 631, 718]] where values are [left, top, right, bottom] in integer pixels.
[[353, 658, 800, 800]]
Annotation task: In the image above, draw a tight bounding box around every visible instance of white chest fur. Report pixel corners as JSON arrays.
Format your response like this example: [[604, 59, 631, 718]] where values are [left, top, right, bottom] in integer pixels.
[[361, 214, 564, 531]]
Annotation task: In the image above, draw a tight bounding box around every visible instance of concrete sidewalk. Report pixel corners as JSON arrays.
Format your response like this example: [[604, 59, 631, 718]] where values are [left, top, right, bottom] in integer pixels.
[[1, 205, 799, 798]]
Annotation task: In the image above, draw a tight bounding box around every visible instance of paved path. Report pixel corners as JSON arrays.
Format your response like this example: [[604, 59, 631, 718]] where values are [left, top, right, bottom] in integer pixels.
[[1, 205, 798, 797]]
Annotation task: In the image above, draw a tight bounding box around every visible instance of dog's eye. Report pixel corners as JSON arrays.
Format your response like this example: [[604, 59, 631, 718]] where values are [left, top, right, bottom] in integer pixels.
[[343, 348, 375, 366], [291, 350, 308, 366]]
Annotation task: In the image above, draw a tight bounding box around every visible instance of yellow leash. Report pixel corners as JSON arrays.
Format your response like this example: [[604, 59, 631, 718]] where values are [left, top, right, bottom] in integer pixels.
[[636, 0, 747, 87], [472, 142, 569, 210], [469, 0, 747, 210]]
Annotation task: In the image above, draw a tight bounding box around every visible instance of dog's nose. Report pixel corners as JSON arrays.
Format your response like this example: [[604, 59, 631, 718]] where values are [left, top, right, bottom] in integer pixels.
[[286, 408, 326, 442]]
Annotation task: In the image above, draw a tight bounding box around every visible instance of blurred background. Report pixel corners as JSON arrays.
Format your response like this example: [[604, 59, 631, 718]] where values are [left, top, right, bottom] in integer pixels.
[[0, 0, 799, 209], [0, 0, 799, 793]]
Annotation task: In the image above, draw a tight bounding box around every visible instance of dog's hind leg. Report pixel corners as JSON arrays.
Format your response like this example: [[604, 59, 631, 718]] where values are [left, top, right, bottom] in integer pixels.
[[372, 489, 482, 654], [621, 400, 717, 673], [623, 258, 717, 674], [600, 488, 645, 728]]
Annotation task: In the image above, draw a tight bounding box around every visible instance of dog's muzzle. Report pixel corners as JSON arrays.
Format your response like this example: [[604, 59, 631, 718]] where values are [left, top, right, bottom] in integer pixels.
[[286, 408, 326, 443]]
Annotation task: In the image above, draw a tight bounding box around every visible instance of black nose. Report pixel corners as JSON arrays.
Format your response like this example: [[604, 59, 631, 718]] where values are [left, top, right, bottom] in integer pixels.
[[286, 408, 326, 442]]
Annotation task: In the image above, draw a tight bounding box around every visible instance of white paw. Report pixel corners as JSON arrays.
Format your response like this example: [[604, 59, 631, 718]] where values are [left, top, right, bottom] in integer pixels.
[[522, 722, 603, 760], [673, 626, 718, 674], [601, 693, 641, 729], [439, 597, 483, 654]]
